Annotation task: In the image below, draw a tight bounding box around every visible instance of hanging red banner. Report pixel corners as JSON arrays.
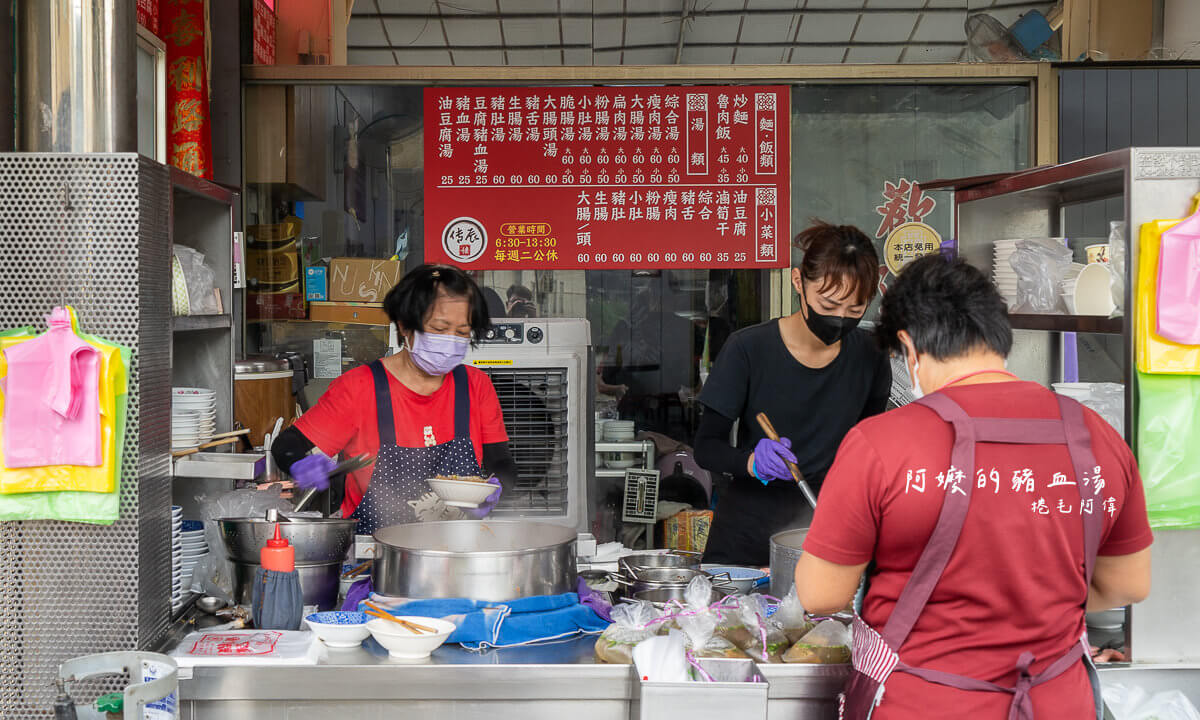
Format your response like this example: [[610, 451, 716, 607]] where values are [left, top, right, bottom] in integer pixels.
[[423, 86, 790, 270], [136, 0, 159, 36], [162, 0, 212, 179], [252, 0, 276, 65]]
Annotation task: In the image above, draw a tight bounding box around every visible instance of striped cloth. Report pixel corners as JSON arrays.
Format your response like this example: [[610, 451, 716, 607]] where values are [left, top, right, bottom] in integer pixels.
[[851, 615, 899, 683]]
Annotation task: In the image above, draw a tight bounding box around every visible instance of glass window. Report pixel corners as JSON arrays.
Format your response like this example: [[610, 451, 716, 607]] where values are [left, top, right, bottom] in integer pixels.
[[788, 83, 1032, 317], [243, 82, 1031, 447]]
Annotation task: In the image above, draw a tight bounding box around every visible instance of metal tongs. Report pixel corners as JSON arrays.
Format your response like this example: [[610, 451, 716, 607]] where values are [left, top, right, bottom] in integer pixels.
[[289, 453, 375, 515]]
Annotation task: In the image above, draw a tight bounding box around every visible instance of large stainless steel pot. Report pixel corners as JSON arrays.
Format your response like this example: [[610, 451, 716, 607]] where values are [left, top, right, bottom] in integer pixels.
[[619, 551, 700, 575], [373, 520, 577, 602], [770, 527, 808, 598], [218, 517, 356, 610]]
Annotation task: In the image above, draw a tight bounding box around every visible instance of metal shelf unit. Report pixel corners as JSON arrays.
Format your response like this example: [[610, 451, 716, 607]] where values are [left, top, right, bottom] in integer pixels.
[[931, 147, 1200, 665]]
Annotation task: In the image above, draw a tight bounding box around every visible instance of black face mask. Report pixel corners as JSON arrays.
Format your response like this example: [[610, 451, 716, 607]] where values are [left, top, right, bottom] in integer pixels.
[[800, 280, 862, 346]]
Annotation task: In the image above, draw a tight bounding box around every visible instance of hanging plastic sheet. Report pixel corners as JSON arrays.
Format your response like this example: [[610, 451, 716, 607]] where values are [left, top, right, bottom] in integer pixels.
[[1137, 371, 1200, 529], [1156, 196, 1200, 345], [0, 310, 129, 524], [1137, 218, 1200, 375]]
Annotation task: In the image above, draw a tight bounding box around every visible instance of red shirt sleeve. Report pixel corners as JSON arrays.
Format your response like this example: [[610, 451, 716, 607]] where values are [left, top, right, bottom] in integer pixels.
[[470, 369, 509, 444], [1088, 413, 1154, 556], [292, 369, 366, 457], [803, 426, 882, 566]]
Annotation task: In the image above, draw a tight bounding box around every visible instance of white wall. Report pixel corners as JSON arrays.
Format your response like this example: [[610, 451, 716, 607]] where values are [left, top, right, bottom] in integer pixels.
[[1164, 0, 1200, 60]]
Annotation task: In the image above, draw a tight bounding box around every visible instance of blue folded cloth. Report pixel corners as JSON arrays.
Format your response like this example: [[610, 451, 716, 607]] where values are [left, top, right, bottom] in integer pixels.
[[360, 592, 611, 649]]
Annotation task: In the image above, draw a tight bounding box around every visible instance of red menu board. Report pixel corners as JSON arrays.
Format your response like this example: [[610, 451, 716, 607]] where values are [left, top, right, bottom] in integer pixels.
[[424, 86, 790, 270]]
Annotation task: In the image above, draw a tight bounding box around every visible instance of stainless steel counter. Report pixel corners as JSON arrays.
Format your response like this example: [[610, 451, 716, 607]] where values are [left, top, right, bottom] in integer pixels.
[[173, 632, 848, 720]]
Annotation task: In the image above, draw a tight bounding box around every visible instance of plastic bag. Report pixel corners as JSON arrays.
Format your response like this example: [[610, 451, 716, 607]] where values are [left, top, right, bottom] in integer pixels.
[[173, 245, 220, 316], [632, 629, 690, 682], [676, 576, 749, 659], [169, 630, 318, 667], [0, 322, 129, 524], [1136, 372, 1200, 529], [1053, 382, 1125, 437], [774, 588, 816, 644], [782, 619, 851, 664], [188, 487, 294, 602], [1009, 238, 1073, 313], [1137, 219, 1200, 375], [1103, 683, 1200, 720], [720, 595, 789, 663], [1109, 221, 1127, 313], [1156, 197, 1200, 345], [594, 601, 660, 664]]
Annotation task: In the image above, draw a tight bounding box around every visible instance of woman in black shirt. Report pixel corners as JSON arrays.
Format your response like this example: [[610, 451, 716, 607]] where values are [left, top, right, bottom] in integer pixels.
[[695, 222, 891, 565]]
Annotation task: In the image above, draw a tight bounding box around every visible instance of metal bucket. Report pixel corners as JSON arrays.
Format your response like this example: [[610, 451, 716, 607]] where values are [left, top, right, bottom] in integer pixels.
[[373, 520, 577, 602], [770, 527, 809, 598], [218, 517, 356, 611]]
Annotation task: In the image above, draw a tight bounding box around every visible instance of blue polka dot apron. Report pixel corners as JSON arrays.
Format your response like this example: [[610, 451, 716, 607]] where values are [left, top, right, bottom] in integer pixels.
[[349, 361, 484, 535]]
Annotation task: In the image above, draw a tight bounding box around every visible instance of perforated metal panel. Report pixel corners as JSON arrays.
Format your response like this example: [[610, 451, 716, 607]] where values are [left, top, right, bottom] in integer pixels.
[[0, 154, 172, 716]]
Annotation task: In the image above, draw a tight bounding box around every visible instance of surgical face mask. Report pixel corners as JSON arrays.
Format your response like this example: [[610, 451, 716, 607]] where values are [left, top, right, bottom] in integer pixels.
[[407, 330, 470, 376], [907, 351, 925, 400], [799, 278, 862, 346]]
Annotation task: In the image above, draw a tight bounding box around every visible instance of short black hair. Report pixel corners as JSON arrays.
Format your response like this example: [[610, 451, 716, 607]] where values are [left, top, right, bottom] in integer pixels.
[[795, 221, 880, 306], [383, 264, 491, 340], [506, 284, 534, 302], [877, 254, 1013, 360]]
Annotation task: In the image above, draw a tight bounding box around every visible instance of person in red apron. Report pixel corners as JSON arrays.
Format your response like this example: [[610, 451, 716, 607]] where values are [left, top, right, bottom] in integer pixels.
[[795, 255, 1153, 720], [272, 265, 518, 533]]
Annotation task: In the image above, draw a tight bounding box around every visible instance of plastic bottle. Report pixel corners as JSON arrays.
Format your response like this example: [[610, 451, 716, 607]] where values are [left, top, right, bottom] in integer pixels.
[[260, 524, 294, 572]]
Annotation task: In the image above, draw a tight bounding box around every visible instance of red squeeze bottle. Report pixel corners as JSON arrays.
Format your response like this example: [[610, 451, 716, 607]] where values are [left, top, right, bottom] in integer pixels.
[[260, 523, 294, 572]]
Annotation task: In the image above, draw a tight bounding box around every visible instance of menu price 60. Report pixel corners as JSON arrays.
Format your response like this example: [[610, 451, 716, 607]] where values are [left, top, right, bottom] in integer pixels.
[[576, 251, 746, 266]]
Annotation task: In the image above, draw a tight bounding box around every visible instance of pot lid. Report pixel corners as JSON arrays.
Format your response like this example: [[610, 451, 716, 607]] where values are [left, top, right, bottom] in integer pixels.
[[235, 356, 289, 374]]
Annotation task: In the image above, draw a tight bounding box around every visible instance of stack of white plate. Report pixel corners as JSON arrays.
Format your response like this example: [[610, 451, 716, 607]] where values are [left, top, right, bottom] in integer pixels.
[[173, 387, 216, 450], [179, 525, 209, 593], [170, 506, 184, 613], [992, 239, 1020, 306], [603, 421, 638, 470]]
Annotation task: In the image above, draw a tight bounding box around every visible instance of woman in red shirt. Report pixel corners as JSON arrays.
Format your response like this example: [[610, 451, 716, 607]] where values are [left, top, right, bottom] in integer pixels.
[[272, 265, 516, 534], [796, 255, 1152, 720]]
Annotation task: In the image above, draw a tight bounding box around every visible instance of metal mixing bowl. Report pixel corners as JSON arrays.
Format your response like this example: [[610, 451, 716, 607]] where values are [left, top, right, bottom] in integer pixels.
[[217, 516, 357, 564]]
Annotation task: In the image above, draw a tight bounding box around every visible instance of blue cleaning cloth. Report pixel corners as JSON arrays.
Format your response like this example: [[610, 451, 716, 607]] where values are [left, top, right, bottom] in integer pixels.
[[361, 592, 610, 649]]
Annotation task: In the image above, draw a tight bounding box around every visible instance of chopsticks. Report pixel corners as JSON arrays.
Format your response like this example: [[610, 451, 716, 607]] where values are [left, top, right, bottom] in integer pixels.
[[363, 601, 436, 635], [755, 412, 819, 510], [342, 560, 372, 579]]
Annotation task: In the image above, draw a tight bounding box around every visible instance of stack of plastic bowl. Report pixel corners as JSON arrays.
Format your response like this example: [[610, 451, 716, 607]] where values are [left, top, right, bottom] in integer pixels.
[[993, 239, 1020, 307], [170, 506, 184, 613]]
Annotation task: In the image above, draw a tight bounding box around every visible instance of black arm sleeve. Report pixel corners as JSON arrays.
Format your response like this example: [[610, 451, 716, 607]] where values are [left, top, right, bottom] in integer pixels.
[[271, 426, 315, 474], [482, 441, 519, 494], [861, 348, 893, 421], [693, 405, 754, 480]]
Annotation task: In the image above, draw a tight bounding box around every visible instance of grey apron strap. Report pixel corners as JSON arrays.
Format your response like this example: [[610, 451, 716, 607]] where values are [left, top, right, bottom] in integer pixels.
[[882, 392, 977, 650]]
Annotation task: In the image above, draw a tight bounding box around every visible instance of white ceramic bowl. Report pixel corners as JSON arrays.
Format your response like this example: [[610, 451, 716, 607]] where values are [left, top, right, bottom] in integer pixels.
[[367, 616, 455, 659], [426, 477, 496, 508], [306, 611, 372, 648]]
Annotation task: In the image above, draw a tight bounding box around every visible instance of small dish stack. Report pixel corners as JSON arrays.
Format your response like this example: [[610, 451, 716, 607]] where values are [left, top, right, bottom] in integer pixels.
[[170, 505, 184, 613], [992, 239, 1019, 307], [603, 420, 638, 470], [179, 520, 208, 595], [1062, 263, 1115, 316], [173, 387, 216, 450]]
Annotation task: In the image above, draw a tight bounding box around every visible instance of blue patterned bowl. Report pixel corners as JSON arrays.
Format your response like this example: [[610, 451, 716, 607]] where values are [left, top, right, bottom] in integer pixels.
[[305, 611, 370, 648]]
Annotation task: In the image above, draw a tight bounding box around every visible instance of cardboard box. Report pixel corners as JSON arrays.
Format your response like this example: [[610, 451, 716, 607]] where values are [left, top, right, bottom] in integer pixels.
[[305, 267, 327, 302], [328, 258, 404, 303], [247, 291, 306, 320], [661, 510, 713, 554], [309, 301, 389, 326]]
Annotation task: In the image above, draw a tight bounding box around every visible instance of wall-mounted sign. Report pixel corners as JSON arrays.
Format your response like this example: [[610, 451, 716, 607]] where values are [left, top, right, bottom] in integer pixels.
[[883, 221, 942, 276], [423, 86, 791, 269]]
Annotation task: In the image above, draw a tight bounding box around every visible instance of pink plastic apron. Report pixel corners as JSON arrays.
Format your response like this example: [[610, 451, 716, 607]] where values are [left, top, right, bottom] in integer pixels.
[[2, 307, 102, 468], [840, 392, 1104, 720]]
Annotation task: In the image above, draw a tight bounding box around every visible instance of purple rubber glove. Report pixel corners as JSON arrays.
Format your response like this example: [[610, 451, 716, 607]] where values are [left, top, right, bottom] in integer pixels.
[[463, 476, 502, 520], [576, 576, 613, 622], [341, 577, 372, 612], [291, 453, 338, 492], [752, 437, 796, 484]]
